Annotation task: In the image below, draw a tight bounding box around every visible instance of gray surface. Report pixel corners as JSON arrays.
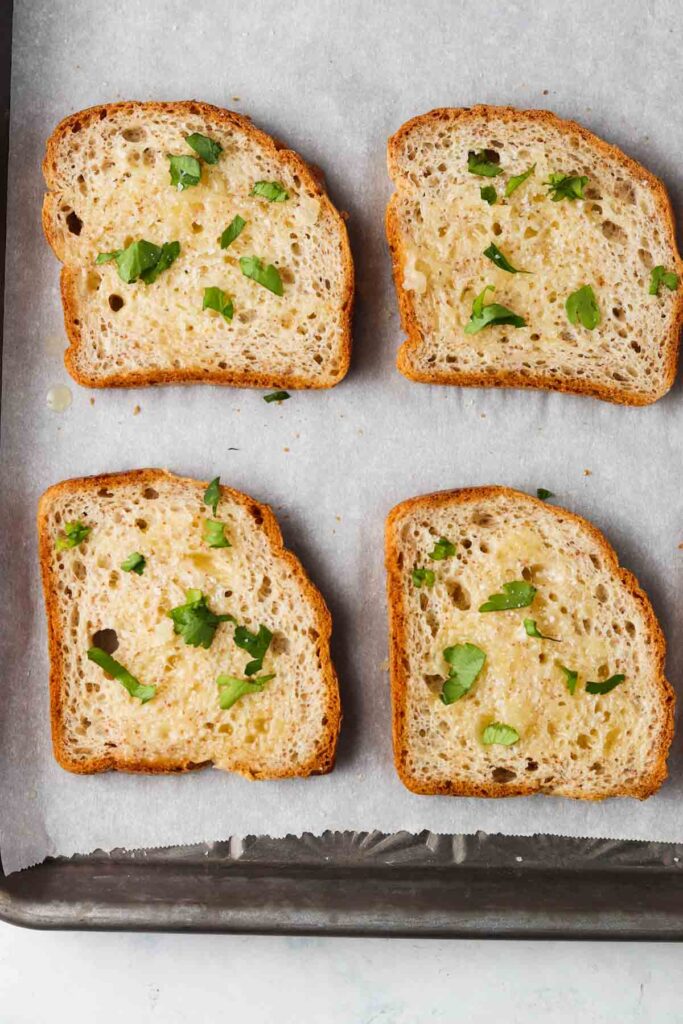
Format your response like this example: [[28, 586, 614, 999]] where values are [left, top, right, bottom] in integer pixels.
[[1, 0, 682, 875]]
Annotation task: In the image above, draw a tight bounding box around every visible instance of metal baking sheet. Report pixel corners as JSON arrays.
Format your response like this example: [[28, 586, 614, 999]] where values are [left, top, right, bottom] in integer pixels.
[[2, 0, 683, 936]]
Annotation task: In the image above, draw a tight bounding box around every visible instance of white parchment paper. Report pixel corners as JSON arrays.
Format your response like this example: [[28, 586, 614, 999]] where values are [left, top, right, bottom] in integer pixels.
[[1, 0, 682, 874]]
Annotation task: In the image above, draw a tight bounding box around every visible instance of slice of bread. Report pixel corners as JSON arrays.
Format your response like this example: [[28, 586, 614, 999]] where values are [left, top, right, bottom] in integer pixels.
[[385, 486, 673, 799], [43, 101, 353, 389], [38, 469, 340, 778], [387, 106, 683, 405]]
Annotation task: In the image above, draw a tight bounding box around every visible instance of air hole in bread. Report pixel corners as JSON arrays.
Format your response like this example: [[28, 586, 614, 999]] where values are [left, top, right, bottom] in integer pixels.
[[601, 220, 627, 244], [87, 272, 101, 291], [135, 518, 148, 532], [122, 127, 146, 142], [70, 120, 82, 134], [72, 559, 86, 581], [108, 294, 124, 312], [65, 209, 83, 236], [638, 247, 653, 268], [492, 222, 502, 237], [91, 628, 118, 654], [191, 222, 203, 233], [97, 488, 113, 497], [525, 759, 538, 772], [595, 583, 608, 602], [446, 579, 471, 610], [492, 767, 516, 783]]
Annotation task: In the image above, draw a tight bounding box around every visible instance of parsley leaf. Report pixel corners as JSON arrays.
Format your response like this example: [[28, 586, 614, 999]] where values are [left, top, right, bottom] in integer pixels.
[[545, 173, 588, 201], [481, 722, 520, 746], [412, 567, 435, 588], [140, 241, 180, 285], [480, 185, 497, 205], [440, 643, 486, 705], [96, 240, 179, 285], [464, 285, 526, 334], [168, 589, 235, 649], [233, 624, 273, 675], [479, 581, 536, 612], [586, 674, 625, 695], [428, 536, 456, 561], [251, 180, 289, 202], [121, 551, 146, 575], [566, 285, 600, 330], [204, 519, 231, 548], [217, 673, 275, 710], [55, 520, 91, 551], [219, 215, 247, 249], [204, 477, 221, 516], [203, 286, 234, 321], [536, 488, 554, 500], [523, 618, 559, 642], [239, 256, 284, 296], [168, 154, 201, 190], [483, 243, 529, 274], [87, 647, 155, 703], [186, 132, 222, 164], [560, 665, 578, 695], [649, 265, 680, 296], [467, 150, 503, 177], [264, 391, 290, 403], [505, 164, 535, 197]]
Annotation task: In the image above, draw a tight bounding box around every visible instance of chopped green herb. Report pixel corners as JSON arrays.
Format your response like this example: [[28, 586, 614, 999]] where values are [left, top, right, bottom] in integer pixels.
[[566, 285, 600, 330], [440, 643, 486, 705], [186, 132, 223, 164], [649, 265, 680, 296], [412, 567, 435, 588], [523, 618, 559, 642], [204, 477, 221, 516], [467, 150, 503, 177], [428, 537, 456, 561], [217, 673, 275, 710], [264, 391, 290, 403], [585, 674, 625, 695], [505, 164, 535, 197], [168, 589, 235, 649], [55, 520, 91, 551], [483, 243, 529, 274], [121, 552, 146, 575], [480, 185, 497, 205], [560, 665, 578, 695], [481, 722, 520, 746], [479, 580, 536, 612], [168, 153, 201, 190], [96, 239, 180, 285], [233, 623, 273, 676], [87, 647, 155, 703], [545, 173, 588, 202], [251, 180, 289, 202], [203, 286, 234, 322], [536, 488, 554, 500], [219, 215, 247, 249], [204, 519, 231, 549], [239, 256, 284, 296], [464, 285, 526, 334]]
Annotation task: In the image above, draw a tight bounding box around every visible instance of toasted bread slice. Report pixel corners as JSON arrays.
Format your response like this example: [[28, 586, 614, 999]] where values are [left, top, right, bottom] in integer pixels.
[[43, 101, 353, 389], [38, 470, 340, 778], [385, 487, 673, 799], [387, 106, 683, 405]]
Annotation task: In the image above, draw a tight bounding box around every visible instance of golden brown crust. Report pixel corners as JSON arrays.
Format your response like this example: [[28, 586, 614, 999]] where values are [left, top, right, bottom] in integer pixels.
[[386, 105, 683, 406], [385, 485, 674, 800], [43, 100, 354, 390], [38, 469, 341, 778]]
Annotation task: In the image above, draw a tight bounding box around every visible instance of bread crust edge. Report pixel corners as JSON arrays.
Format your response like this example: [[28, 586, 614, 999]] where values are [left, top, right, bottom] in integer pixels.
[[384, 484, 674, 800], [386, 105, 683, 406], [43, 100, 354, 390], [38, 468, 342, 779]]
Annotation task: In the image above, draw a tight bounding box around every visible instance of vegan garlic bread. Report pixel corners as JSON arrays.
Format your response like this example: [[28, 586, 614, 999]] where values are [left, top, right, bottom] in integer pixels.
[[42, 101, 354, 389], [387, 106, 683, 404], [385, 487, 673, 799], [38, 470, 340, 778]]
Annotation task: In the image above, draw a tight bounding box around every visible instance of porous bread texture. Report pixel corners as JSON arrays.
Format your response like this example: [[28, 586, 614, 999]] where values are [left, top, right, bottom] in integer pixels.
[[385, 487, 673, 799], [43, 101, 354, 389], [387, 106, 683, 405], [38, 470, 340, 778]]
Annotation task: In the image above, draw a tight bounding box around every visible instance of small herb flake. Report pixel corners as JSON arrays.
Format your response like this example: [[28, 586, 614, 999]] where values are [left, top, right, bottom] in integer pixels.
[[55, 520, 90, 551], [217, 673, 275, 710], [96, 239, 180, 285], [250, 180, 289, 202], [121, 551, 146, 575], [87, 647, 155, 703], [440, 643, 486, 705], [264, 391, 290, 403], [203, 477, 221, 516], [545, 173, 588, 202], [505, 164, 535, 197], [219, 215, 247, 249], [480, 185, 497, 205], [203, 286, 234, 321], [186, 132, 223, 164], [649, 266, 680, 296], [233, 624, 273, 676], [481, 722, 520, 746], [536, 488, 554, 500], [464, 285, 526, 334], [483, 242, 529, 274], [479, 581, 536, 612], [566, 285, 600, 330], [560, 665, 578, 695], [412, 567, 435, 588], [204, 519, 231, 549], [239, 256, 284, 296], [428, 537, 456, 561], [585, 674, 625, 695], [523, 618, 559, 642], [168, 154, 201, 190], [168, 589, 235, 649], [467, 150, 503, 177]]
